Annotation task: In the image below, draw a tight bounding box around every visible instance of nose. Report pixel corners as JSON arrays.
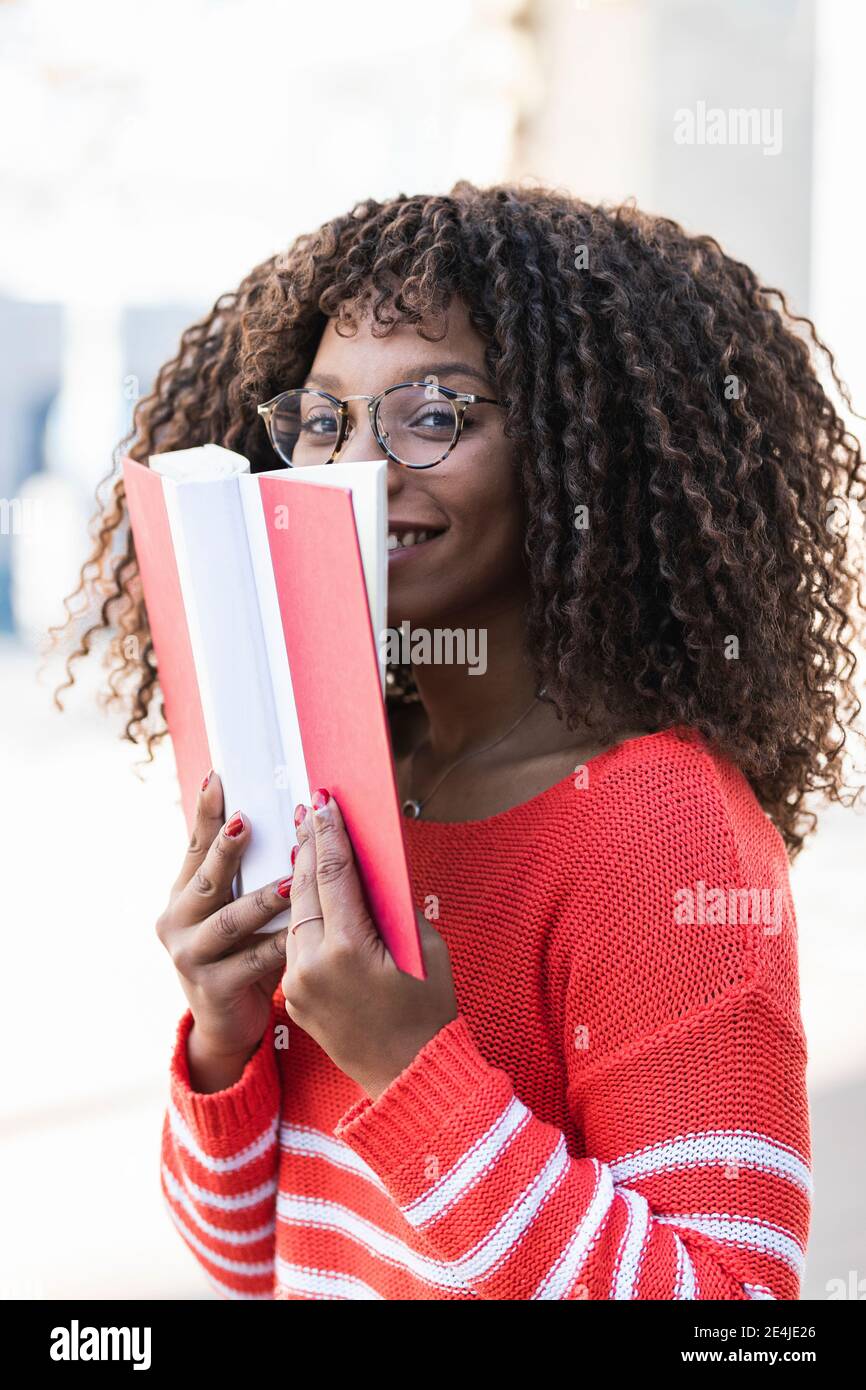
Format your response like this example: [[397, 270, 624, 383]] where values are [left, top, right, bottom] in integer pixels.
[[386, 454, 407, 498], [336, 402, 381, 463], [336, 401, 407, 491]]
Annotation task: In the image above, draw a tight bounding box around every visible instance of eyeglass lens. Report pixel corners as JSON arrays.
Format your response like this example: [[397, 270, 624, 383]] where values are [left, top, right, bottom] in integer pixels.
[[269, 385, 459, 468]]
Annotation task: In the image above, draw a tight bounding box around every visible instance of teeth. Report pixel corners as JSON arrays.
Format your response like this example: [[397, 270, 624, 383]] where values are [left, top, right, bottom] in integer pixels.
[[387, 529, 433, 550]]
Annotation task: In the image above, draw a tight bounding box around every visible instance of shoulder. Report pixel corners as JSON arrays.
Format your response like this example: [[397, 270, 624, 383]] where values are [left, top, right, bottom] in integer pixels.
[[543, 726, 796, 1047], [573, 724, 781, 878], [526, 725, 758, 907]]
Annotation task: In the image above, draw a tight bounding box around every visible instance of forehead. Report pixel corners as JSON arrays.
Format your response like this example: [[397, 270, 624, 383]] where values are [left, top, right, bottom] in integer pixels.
[[308, 296, 487, 390]]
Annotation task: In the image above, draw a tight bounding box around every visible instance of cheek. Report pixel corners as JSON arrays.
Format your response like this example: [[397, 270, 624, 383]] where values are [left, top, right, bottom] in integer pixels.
[[388, 464, 526, 627], [453, 455, 525, 564]]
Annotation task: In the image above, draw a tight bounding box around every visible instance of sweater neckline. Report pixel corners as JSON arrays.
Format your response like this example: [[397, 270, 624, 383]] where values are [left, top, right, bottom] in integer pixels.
[[401, 727, 689, 831]]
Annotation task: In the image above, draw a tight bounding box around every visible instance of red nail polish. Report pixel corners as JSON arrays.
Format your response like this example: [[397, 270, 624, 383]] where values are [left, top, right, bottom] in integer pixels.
[[275, 876, 293, 899], [311, 787, 330, 810], [224, 813, 244, 838], [201, 770, 212, 791], [293, 803, 307, 829], [291, 844, 300, 867]]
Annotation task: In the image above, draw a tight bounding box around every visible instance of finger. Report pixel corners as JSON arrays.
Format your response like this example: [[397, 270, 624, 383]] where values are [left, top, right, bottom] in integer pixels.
[[171, 769, 225, 898], [206, 922, 291, 994], [413, 909, 438, 982], [171, 806, 252, 929], [309, 789, 376, 947], [286, 803, 324, 957], [193, 872, 295, 965]]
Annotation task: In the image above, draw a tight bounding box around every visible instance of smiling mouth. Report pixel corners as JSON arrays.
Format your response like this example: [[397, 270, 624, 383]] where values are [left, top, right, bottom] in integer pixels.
[[387, 526, 446, 555]]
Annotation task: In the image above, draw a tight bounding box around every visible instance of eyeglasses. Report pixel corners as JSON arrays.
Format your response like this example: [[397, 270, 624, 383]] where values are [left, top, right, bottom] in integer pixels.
[[257, 379, 500, 470]]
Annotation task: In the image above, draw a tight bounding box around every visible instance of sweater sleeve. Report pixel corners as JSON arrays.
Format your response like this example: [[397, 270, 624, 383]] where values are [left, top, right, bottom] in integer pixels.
[[333, 992, 809, 1301], [160, 1001, 283, 1299], [334, 749, 811, 1301]]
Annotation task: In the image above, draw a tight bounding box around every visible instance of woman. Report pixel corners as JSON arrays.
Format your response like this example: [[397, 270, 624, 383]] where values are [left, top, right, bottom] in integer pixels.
[[59, 182, 864, 1300]]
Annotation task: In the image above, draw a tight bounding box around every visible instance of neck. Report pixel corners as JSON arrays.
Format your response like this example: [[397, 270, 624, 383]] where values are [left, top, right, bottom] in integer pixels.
[[408, 597, 541, 761]]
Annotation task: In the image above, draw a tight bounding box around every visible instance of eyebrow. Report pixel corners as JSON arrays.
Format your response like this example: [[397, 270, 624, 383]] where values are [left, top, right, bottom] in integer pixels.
[[303, 360, 495, 394]]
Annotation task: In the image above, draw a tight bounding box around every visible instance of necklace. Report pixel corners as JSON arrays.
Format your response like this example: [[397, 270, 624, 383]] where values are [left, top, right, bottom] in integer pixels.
[[401, 692, 542, 820]]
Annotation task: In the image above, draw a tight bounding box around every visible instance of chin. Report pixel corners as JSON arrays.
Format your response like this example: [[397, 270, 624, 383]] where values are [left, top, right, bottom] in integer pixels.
[[385, 592, 446, 632]]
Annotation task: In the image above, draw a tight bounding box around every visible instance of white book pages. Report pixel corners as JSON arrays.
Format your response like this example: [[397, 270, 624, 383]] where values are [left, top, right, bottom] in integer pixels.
[[150, 443, 250, 482], [157, 470, 294, 933]]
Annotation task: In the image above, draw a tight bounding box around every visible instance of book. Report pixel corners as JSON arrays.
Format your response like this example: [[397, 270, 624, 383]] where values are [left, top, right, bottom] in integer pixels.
[[122, 445, 423, 979]]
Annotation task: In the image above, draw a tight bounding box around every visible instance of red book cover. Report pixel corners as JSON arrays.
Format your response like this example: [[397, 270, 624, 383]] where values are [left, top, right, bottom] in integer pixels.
[[122, 458, 211, 831], [258, 475, 421, 976], [122, 452, 423, 979]]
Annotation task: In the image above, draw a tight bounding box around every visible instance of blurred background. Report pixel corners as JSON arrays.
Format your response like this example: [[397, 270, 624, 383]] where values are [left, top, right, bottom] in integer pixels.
[[1, 0, 864, 1300]]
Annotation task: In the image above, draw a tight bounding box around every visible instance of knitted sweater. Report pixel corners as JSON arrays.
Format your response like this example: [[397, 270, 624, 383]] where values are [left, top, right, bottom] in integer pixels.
[[161, 727, 811, 1300]]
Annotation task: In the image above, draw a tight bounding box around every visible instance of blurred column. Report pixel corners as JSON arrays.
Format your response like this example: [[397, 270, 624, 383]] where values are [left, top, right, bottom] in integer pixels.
[[514, 0, 816, 310], [45, 300, 124, 492], [12, 300, 123, 644], [811, 0, 866, 419]]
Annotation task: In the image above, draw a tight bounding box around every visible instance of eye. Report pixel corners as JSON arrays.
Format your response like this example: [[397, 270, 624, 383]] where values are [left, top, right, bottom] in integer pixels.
[[409, 404, 457, 432], [299, 408, 339, 437]]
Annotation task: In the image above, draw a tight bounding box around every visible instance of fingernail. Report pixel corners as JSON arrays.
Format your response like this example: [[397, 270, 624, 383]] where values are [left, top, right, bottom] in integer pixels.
[[294, 803, 307, 829], [311, 787, 330, 811], [224, 812, 244, 838], [290, 844, 300, 867], [275, 876, 293, 899], [201, 769, 213, 791]]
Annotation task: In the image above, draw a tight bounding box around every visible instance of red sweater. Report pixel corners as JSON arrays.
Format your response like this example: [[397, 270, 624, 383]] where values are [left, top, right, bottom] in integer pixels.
[[161, 727, 811, 1300]]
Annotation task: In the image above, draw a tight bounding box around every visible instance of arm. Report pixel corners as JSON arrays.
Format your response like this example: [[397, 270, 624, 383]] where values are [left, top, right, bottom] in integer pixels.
[[160, 1000, 283, 1300], [333, 981, 809, 1300], [154, 772, 293, 1299]]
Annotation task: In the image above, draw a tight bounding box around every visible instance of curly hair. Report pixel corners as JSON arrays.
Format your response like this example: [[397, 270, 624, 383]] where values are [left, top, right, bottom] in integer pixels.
[[52, 180, 866, 858]]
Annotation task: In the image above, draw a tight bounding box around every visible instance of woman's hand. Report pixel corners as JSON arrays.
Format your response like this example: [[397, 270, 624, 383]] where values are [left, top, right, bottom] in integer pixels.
[[283, 790, 458, 1100], [156, 771, 293, 1092]]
